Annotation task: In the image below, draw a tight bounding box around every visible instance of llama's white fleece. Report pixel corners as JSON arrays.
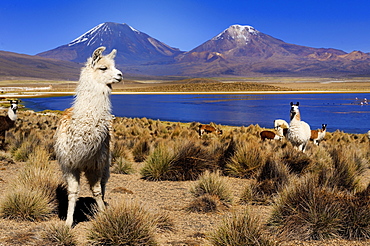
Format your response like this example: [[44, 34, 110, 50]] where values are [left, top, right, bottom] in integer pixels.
[[287, 119, 311, 149]]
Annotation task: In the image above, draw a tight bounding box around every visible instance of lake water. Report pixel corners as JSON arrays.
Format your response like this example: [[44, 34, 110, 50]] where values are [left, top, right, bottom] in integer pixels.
[[22, 93, 370, 134]]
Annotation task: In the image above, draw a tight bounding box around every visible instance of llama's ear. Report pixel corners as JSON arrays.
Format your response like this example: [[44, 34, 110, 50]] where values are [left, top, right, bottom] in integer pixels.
[[290, 102, 293, 106], [108, 49, 117, 59], [296, 102, 299, 106], [91, 47, 106, 66]]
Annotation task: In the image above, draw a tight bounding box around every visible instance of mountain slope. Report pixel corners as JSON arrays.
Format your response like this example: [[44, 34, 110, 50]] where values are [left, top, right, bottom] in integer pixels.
[[176, 24, 370, 76], [37, 22, 183, 65], [0, 50, 81, 80]]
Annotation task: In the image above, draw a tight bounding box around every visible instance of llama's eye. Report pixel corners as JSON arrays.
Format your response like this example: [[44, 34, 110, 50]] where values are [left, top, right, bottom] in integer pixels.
[[99, 66, 108, 71]]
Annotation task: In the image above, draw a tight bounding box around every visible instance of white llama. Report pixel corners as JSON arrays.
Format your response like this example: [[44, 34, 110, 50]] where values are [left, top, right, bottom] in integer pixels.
[[287, 102, 311, 152], [54, 47, 123, 227]]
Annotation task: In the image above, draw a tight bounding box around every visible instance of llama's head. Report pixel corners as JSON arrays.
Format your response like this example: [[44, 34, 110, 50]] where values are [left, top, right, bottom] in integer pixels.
[[290, 102, 300, 120], [85, 47, 123, 89], [322, 124, 327, 131], [9, 100, 18, 113]]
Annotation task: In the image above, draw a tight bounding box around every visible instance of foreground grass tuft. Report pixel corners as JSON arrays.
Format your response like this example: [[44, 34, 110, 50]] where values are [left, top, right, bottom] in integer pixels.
[[0, 188, 53, 221], [190, 170, 233, 203], [209, 209, 276, 246], [43, 221, 77, 246], [87, 201, 157, 245]]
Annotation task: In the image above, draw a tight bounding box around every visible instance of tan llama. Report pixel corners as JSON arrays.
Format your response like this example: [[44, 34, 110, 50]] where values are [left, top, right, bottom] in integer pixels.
[[54, 47, 123, 227]]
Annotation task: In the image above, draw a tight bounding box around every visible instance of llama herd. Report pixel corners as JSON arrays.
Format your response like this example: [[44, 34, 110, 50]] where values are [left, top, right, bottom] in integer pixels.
[[199, 101, 328, 152], [260, 102, 328, 152]]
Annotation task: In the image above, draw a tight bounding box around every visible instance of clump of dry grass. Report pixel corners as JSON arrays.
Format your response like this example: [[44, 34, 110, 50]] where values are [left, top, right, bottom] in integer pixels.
[[132, 139, 152, 162], [0, 188, 53, 221], [87, 200, 157, 245], [190, 170, 233, 203], [42, 221, 77, 246], [226, 141, 264, 178], [112, 156, 135, 174], [141, 141, 175, 181], [0, 146, 61, 221], [270, 174, 344, 240], [208, 209, 276, 246], [242, 154, 291, 204]]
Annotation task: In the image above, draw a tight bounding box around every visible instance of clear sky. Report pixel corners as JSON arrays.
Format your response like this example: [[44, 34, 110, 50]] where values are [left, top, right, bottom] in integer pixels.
[[1, 0, 370, 55]]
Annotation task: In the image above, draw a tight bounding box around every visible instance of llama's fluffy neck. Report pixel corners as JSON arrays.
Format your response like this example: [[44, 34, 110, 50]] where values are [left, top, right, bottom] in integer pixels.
[[72, 70, 113, 121], [7, 106, 17, 121], [290, 111, 301, 122]]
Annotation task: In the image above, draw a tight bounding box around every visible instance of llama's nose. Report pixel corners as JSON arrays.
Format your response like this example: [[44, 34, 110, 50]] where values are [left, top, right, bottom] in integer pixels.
[[115, 73, 123, 82]]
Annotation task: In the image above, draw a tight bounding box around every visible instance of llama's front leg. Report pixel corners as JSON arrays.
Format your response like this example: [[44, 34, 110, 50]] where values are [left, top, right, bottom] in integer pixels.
[[65, 172, 80, 227]]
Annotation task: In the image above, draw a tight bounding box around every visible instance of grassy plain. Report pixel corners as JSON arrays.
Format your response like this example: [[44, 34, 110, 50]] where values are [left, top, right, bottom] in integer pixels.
[[0, 110, 369, 245]]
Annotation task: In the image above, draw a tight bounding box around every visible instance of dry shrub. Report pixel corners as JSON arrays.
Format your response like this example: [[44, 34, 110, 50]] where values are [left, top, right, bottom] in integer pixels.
[[42, 221, 77, 246], [141, 141, 175, 181], [270, 174, 345, 240], [171, 140, 218, 180], [132, 139, 151, 162], [190, 170, 233, 203], [0, 188, 53, 221], [326, 144, 366, 191], [245, 154, 291, 204], [0, 146, 61, 221], [280, 146, 311, 174], [87, 200, 157, 246], [341, 185, 370, 240], [112, 156, 135, 174], [18, 146, 62, 201], [187, 194, 224, 213], [209, 209, 276, 246], [226, 141, 264, 178], [152, 211, 175, 232]]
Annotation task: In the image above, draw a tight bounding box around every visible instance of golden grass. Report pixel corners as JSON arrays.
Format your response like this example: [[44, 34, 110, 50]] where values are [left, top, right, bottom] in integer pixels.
[[0, 110, 370, 245]]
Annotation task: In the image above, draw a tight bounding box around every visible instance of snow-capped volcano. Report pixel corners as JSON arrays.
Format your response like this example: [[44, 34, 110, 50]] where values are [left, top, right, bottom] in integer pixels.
[[38, 22, 182, 64], [212, 24, 259, 43]]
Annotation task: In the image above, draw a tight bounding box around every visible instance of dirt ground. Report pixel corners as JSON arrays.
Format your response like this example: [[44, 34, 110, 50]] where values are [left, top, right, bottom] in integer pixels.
[[1, 159, 370, 245]]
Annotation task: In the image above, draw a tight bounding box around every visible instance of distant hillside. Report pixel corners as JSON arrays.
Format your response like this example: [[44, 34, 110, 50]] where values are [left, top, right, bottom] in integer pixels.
[[0, 50, 81, 80]]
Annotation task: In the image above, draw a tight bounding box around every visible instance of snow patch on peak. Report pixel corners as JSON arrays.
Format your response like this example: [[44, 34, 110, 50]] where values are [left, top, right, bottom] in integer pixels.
[[128, 25, 141, 34], [212, 24, 259, 42], [68, 23, 105, 46]]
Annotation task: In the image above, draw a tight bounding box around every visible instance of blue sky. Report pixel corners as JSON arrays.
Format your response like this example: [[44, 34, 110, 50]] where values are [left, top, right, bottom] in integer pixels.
[[1, 0, 370, 55]]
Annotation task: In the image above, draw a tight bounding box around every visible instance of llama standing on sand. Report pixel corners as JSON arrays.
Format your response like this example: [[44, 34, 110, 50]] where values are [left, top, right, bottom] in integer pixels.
[[287, 102, 311, 152], [0, 100, 18, 148], [54, 47, 123, 227]]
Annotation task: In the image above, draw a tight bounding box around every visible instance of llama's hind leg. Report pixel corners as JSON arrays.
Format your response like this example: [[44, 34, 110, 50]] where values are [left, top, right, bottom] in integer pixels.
[[65, 171, 80, 227], [85, 170, 105, 212]]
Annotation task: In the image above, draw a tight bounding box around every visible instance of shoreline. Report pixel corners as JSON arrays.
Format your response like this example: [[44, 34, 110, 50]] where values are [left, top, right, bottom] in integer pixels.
[[2, 89, 370, 98]]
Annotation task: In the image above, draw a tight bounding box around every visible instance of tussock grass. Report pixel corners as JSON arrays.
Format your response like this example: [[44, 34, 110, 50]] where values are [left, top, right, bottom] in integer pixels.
[[42, 221, 77, 246], [209, 209, 276, 246], [87, 200, 157, 246], [141, 141, 175, 180], [190, 170, 233, 203], [226, 141, 264, 178], [270, 174, 344, 240], [0, 188, 53, 221], [112, 156, 135, 174]]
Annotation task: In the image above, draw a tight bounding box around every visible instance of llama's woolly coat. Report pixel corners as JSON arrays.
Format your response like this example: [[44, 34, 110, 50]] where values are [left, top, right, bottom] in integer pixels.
[[287, 102, 311, 151], [55, 48, 120, 172], [54, 47, 122, 227]]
